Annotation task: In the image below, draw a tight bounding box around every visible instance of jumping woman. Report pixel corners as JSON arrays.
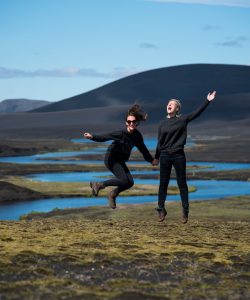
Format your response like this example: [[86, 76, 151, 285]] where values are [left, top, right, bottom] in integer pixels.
[[153, 91, 216, 223], [83, 105, 154, 209]]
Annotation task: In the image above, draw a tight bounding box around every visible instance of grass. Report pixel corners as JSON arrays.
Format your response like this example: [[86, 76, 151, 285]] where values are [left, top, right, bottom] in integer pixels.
[[0, 140, 250, 299], [1, 175, 196, 199], [0, 196, 249, 299]]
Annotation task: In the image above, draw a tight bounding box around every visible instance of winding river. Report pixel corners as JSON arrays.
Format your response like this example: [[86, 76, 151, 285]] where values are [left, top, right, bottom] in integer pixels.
[[0, 138, 249, 220]]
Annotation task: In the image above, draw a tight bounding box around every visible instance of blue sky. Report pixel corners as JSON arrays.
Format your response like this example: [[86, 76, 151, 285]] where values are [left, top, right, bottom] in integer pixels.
[[0, 0, 250, 102]]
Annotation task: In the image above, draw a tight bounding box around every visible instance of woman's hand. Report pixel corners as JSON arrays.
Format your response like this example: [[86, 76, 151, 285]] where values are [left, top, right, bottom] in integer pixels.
[[152, 158, 159, 166], [83, 132, 93, 139], [207, 91, 216, 101]]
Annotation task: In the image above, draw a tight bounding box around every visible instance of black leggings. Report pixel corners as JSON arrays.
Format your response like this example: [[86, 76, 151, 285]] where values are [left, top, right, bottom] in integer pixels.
[[158, 150, 189, 213], [103, 155, 134, 194]]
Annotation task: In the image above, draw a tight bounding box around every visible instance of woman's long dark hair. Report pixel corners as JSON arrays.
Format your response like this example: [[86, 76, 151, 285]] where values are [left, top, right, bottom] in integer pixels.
[[126, 104, 147, 122]]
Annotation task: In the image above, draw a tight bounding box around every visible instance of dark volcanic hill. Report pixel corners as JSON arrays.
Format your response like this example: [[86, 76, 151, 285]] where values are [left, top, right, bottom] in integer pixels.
[[0, 99, 50, 113], [0, 64, 249, 139], [32, 63, 250, 119]]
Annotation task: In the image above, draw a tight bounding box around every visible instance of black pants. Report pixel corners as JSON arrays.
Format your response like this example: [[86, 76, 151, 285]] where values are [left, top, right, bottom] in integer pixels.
[[103, 155, 134, 194], [158, 150, 189, 213]]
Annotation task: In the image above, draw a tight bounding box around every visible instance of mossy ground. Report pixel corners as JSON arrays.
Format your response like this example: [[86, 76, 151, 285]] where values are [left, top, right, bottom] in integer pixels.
[[0, 196, 249, 300], [1, 175, 196, 199], [0, 141, 250, 299]]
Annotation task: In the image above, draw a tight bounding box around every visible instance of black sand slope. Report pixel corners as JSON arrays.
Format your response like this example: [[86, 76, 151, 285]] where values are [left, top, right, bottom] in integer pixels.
[[32, 63, 250, 113], [0, 181, 46, 203], [0, 64, 249, 139]]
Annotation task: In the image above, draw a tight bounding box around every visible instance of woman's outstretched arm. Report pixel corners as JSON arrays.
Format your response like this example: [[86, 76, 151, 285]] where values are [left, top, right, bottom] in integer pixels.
[[186, 91, 216, 122], [83, 130, 122, 142]]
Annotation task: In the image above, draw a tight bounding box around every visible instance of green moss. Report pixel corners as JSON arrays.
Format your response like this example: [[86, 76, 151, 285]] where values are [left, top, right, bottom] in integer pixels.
[[1, 176, 196, 200], [0, 197, 250, 299]]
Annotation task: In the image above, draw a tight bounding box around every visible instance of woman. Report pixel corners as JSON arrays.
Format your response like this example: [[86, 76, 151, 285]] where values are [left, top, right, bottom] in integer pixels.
[[153, 91, 216, 223], [83, 104, 154, 209]]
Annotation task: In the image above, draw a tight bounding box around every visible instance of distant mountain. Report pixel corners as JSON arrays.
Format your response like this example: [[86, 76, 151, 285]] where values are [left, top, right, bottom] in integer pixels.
[[31, 64, 250, 119], [0, 99, 50, 113]]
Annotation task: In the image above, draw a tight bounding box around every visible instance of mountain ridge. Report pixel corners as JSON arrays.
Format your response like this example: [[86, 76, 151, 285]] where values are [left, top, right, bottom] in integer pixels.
[[0, 99, 50, 113], [0, 64, 249, 139], [31, 63, 250, 113]]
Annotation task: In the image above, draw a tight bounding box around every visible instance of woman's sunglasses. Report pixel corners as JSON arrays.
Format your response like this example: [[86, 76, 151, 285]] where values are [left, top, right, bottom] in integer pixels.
[[126, 120, 137, 125]]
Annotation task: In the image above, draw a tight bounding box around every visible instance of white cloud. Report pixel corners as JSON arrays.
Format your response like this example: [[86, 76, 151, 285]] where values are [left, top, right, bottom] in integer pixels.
[[215, 36, 248, 47], [0, 66, 141, 79], [202, 25, 220, 31], [146, 0, 250, 8], [140, 42, 158, 49]]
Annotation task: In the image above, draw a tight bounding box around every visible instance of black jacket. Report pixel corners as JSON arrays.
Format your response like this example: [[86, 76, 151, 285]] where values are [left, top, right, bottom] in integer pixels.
[[92, 129, 153, 163]]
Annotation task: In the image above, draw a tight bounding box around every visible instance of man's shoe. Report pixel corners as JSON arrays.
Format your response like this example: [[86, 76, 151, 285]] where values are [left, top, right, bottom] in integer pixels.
[[107, 189, 118, 209], [157, 208, 167, 222], [90, 182, 105, 197], [181, 211, 189, 224]]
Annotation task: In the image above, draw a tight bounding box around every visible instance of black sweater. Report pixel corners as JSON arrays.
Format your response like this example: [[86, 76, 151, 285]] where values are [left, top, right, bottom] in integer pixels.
[[155, 100, 210, 159], [92, 129, 153, 163]]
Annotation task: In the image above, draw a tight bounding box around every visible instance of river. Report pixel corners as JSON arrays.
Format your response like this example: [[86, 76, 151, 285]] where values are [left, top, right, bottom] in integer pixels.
[[0, 138, 249, 220]]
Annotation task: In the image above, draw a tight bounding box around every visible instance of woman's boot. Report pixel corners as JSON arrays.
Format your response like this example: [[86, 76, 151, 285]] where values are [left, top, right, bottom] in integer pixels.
[[90, 182, 105, 196], [181, 209, 189, 224], [156, 207, 167, 222], [107, 188, 119, 209]]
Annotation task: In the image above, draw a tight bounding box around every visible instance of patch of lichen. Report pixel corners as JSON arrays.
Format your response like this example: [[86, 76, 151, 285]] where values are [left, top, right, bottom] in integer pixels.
[[1, 176, 196, 198], [0, 197, 250, 299]]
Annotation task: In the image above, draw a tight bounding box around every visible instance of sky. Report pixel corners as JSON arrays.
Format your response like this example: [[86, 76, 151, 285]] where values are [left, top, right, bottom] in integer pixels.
[[0, 0, 250, 102]]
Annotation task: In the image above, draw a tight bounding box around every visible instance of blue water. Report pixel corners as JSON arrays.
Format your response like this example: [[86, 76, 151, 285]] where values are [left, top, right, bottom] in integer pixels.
[[23, 162, 250, 185], [1, 152, 250, 171], [0, 137, 157, 164], [24, 164, 250, 183], [72, 137, 158, 150], [25, 170, 158, 182], [186, 161, 250, 171], [0, 150, 111, 164], [26, 172, 96, 182], [1, 179, 249, 221], [1, 137, 250, 220], [0, 136, 249, 171]]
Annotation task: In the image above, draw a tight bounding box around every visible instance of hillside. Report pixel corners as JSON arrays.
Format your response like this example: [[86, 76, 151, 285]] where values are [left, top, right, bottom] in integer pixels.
[[32, 63, 250, 117], [0, 64, 249, 139], [0, 99, 50, 113]]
